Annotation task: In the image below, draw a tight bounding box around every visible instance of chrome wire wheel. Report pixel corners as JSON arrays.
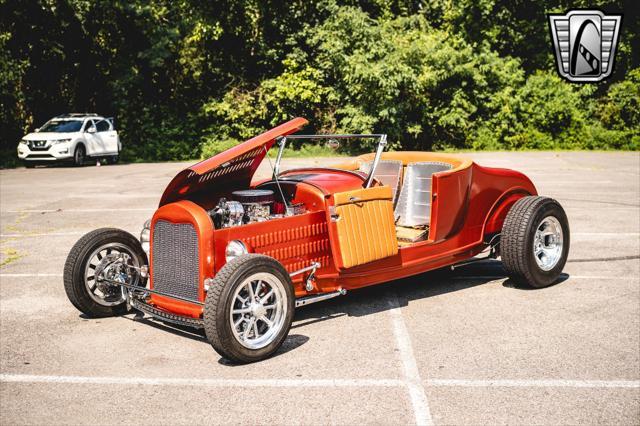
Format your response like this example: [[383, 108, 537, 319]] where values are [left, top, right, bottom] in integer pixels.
[[533, 216, 564, 271], [229, 272, 287, 350], [84, 242, 140, 306]]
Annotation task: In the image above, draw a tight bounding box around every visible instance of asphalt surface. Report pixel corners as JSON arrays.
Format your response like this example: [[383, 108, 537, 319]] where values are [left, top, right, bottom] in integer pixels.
[[1, 152, 639, 425]]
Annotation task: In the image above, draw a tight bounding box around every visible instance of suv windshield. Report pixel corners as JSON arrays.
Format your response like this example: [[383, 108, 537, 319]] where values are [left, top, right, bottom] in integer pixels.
[[39, 120, 84, 133]]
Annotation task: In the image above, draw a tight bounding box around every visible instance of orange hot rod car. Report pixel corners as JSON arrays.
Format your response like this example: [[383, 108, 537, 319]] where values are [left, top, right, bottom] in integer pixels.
[[64, 117, 570, 363]]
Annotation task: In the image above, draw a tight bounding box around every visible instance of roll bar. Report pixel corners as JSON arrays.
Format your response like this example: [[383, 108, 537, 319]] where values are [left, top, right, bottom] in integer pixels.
[[273, 134, 388, 188]]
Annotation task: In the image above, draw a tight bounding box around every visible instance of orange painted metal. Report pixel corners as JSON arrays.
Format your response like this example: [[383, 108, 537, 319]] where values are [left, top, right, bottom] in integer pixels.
[[158, 117, 308, 208], [148, 200, 214, 318], [213, 211, 335, 297], [147, 120, 538, 318]]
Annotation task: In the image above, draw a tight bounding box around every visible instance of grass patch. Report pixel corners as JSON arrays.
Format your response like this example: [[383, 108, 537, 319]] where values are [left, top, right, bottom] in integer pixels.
[[0, 248, 23, 268]]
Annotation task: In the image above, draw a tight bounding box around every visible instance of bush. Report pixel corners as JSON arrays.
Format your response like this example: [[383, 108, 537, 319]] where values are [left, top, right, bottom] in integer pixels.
[[200, 137, 240, 158]]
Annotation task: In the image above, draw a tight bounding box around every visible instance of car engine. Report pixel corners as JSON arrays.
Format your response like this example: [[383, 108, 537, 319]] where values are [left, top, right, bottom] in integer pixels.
[[210, 189, 305, 228]]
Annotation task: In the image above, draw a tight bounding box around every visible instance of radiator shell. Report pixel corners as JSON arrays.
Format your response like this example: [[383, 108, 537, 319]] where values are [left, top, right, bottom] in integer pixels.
[[152, 220, 200, 302]]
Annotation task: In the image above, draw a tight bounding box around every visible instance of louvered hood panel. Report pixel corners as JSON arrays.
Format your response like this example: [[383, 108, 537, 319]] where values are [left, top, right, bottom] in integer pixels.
[[159, 118, 308, 207]]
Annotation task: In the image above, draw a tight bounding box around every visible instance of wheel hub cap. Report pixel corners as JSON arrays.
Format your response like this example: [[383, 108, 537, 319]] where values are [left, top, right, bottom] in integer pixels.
[[533, 216, 564, 271]]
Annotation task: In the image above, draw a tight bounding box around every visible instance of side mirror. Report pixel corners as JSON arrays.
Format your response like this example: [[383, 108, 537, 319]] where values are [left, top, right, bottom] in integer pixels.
[[87, 126, 97, 134]]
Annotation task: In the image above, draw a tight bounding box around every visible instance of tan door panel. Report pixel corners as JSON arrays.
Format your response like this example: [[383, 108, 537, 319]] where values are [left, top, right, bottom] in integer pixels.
[[332, 186, 399, 269]]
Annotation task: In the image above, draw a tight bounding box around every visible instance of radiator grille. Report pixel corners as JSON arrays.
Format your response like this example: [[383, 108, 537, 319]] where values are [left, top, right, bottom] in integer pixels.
[[152, 220, 200, 302]]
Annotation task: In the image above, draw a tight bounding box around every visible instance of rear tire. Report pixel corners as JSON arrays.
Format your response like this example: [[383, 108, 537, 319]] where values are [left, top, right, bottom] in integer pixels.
[[64, 228, 147, 317], [107, 155, 119, 164], [204, 254, 295, 363], [23, 161, 36, 168], [501, 196, 570, 288]]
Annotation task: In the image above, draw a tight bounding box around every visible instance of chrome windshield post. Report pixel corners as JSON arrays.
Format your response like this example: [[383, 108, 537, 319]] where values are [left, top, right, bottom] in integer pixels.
[[273, 136, 287, 179], [364, 134, 387, 188]]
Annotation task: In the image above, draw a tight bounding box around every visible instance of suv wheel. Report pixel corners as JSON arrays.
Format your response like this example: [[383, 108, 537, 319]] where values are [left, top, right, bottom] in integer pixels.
[[73, 145, 86, 167]]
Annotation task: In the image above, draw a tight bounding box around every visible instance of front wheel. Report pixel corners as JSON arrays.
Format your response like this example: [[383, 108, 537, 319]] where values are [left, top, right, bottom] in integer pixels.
[[73, 145, 86, 167], [501, 196, 570, 288], [204, 254, 295, 363], [64, 228, 147, 317]]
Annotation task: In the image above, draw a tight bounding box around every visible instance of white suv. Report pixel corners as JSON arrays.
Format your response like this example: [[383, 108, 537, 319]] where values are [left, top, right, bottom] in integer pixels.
[[17, 113, 121, 167]]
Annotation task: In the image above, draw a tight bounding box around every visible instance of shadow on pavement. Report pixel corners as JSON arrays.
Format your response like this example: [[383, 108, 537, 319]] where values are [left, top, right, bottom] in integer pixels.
[[293, 259, 571, 324], [80, 258, 570, 362]]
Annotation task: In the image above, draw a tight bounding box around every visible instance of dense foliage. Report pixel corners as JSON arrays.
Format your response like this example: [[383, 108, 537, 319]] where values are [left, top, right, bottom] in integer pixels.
[[1, 0, 638, 166]]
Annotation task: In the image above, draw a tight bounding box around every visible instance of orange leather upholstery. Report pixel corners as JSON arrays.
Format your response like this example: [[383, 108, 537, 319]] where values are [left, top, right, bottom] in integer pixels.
[[332, 186, 399, 269]]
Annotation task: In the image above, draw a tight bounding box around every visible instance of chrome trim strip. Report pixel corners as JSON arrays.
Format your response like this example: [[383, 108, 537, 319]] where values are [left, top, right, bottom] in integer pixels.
[[131, 298, 204, 329], [295, 288, 346, 308]]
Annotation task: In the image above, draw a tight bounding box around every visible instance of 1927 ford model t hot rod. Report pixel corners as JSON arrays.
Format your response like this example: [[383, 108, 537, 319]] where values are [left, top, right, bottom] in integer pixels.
[[64, 117, 570, 363]]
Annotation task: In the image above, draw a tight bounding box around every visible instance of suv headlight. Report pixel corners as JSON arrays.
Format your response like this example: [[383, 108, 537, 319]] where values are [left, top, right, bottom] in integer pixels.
[[51, 139, 71, 145], [225, 240, 248, 262], [140, 219, 151, 254], [19, 140, 28, 145]]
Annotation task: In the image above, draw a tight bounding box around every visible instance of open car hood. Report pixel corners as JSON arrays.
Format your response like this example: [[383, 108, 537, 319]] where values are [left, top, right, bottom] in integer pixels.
[[159, 117, 308, 207]]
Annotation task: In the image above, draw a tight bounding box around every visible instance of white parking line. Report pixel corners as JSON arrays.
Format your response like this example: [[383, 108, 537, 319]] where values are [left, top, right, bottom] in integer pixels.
[[68, 194, 159, 199], [1, 232, 87, 237], [2, 208, 154, 213], [0, 273, 62, 277], [0, 374, 403, 388], [573, 232, 640, 237], [427, 379, 640, 388], [388, 293, 433, 426], [3, 374, 636, 390], [451, 275, 638, 280]]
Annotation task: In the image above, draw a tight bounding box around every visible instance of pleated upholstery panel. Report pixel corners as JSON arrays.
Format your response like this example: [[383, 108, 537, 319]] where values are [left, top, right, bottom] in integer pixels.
[[358, 160, 403, 205], [333, 186, 399, 269]]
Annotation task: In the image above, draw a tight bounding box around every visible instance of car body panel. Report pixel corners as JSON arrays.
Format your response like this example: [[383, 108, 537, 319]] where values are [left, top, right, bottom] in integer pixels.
[[158, 117, 308, 207], [148, 118, 538, 318]]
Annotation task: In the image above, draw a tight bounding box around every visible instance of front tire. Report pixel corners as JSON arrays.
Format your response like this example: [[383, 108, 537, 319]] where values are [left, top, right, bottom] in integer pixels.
[[73, 145, 86, 167], [204, 254, 295, 363], [501, 196, 570, 288], [64, 228, 147, 317]]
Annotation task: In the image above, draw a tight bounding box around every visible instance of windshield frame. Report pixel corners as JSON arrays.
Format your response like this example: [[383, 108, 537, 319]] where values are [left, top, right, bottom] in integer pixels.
[[38, 119, 85, 133], [273, 134, 388, 188]]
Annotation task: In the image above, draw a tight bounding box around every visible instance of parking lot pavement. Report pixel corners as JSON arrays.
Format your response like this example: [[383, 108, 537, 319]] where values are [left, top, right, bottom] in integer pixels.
[[1, 152, 639, 425]]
